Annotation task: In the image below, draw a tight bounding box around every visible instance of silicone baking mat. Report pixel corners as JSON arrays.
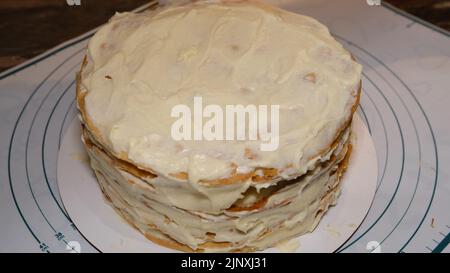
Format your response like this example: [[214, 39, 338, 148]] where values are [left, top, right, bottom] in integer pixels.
[[0, 0, 449, 253]]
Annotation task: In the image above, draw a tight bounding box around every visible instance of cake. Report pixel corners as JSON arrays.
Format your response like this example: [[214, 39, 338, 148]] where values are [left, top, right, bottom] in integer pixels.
[[76, 0, 362, 252]]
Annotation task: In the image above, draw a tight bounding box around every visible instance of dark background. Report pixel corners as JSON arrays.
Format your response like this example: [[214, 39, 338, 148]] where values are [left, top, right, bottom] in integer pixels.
[[0, 0, 449, 72]]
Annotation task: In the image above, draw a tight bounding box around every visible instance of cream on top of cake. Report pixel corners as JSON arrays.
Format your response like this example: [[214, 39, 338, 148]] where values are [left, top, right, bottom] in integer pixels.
[[80, 1, 361, 182]]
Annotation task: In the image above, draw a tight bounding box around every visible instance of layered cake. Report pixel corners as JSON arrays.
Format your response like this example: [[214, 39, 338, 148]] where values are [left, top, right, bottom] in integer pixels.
[[76, 0, 362, 252]]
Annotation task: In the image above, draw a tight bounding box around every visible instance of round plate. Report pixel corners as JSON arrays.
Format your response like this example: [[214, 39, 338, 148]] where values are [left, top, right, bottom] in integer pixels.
[[57, 114, 377, 252]]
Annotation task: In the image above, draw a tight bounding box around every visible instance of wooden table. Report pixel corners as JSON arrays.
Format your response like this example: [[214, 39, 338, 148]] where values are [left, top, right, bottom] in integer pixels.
[[0, 0, 448, 72]]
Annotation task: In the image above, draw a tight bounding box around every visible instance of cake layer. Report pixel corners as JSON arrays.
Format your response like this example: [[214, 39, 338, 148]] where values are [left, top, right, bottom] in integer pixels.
[[82, 124, 351, 251], [81, 117, 351, 213]]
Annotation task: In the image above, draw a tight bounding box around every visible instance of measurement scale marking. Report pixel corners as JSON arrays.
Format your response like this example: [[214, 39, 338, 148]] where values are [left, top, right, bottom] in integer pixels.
[[432, 232, 450, 253]]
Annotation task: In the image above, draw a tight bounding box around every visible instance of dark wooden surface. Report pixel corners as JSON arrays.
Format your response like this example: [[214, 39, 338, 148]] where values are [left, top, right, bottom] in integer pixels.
[[387, 0, 450, 30], [0, 0, 449, 73], [0, 0, 149, 72]]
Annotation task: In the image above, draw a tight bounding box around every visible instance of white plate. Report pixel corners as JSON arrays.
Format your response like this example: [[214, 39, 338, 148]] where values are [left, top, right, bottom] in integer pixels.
[[57, 114, 377, 253]]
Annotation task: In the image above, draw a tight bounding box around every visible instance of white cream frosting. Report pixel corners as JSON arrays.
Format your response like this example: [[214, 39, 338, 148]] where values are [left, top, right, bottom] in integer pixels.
[[79, 1, 361, 183]]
